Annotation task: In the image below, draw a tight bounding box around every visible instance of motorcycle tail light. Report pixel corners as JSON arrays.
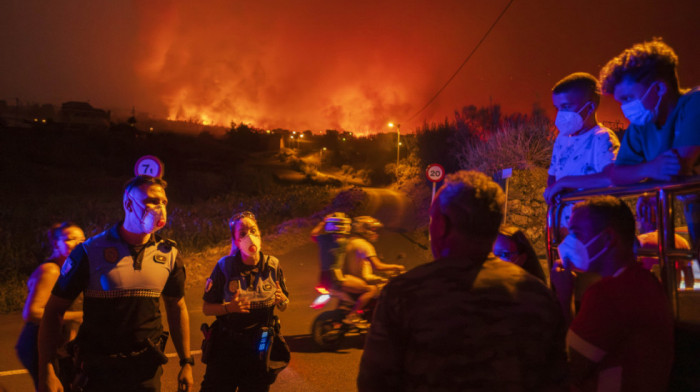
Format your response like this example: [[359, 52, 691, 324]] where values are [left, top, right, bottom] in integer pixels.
[[310, 294, 331, 309], [315, 286, 330, 295]]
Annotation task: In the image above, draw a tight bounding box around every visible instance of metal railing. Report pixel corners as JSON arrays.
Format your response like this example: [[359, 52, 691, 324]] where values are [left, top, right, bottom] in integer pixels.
[[546, 176, 700, 324]]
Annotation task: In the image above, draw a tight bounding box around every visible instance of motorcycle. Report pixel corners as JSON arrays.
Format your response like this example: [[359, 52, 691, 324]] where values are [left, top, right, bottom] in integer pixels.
[[310, 271, 400, 351], [310, 285, 377, 351]]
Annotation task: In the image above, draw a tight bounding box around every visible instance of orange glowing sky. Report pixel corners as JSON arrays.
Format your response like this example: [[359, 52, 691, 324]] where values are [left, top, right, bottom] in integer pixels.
[[2, 0, 699, 133]]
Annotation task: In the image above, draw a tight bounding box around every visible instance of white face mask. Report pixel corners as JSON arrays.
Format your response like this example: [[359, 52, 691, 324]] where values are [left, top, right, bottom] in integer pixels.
[[130, 197, 167, 234], [239, 233, 261, 258], [621, 83, 663, 126], [557, 231, 607, 271], [555, 102, 592, 136]]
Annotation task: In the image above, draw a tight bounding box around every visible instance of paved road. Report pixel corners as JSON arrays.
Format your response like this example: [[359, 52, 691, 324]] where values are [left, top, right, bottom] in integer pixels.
[[0, 187, 432, 391]]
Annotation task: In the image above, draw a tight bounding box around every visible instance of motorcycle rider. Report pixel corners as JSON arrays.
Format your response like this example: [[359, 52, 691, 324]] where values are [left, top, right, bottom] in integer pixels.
[[341, 216, 405, 327], [311, 212, 352, 290]]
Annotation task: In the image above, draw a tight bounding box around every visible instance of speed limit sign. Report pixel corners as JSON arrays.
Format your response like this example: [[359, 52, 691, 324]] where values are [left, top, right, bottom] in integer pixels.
[[134, 155, 164, 178], [426, 163, 445, 183]]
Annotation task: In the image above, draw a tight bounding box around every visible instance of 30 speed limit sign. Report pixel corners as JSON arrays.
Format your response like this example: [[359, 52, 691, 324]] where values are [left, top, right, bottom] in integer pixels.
[[426, 163, 445, 183]]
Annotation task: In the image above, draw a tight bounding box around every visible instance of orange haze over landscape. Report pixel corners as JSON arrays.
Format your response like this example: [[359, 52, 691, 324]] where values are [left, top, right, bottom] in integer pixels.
[[2, 0, 699, 134]]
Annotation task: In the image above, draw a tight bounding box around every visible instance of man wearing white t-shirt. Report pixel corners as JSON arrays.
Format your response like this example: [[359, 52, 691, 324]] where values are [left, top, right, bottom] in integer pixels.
[[544, 72, 620, 227]]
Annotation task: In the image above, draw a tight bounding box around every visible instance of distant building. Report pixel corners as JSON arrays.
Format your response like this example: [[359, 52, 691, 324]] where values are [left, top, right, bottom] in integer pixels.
[[60, 101, 110, 129]]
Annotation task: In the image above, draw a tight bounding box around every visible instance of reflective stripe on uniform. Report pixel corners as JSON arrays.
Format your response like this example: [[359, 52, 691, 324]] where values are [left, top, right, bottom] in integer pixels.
[[85, 288, 162, 299], [567, 329, 607, 362]]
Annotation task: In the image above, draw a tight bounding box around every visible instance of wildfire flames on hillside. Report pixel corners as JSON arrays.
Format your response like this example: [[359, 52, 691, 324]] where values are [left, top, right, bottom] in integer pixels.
[[133, 1, 509, 133]]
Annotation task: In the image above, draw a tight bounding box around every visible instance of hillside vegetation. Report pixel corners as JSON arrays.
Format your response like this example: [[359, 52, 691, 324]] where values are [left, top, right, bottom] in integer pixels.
[[0, 125, 344, 311]]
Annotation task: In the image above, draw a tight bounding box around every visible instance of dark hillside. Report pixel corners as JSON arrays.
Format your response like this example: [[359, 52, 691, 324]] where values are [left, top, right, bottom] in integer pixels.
[[0, 125, 335, 311]]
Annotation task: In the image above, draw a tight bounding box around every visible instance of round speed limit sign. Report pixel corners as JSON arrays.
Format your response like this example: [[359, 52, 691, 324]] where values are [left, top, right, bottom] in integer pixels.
[[134, 155, 164, 178], [426, 163, 445, 183]]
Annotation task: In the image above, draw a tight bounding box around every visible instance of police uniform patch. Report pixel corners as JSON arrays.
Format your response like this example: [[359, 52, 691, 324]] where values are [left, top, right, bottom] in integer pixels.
[[263, 283, 272, 291], [104, 247, 119, 263], [205, 278, 213, 293], [228, 280, 239, 293], [154, 254, 167, 264]]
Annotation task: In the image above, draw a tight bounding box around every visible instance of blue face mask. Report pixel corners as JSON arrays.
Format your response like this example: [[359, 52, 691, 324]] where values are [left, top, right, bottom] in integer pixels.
[[621, 83, 663, 126]]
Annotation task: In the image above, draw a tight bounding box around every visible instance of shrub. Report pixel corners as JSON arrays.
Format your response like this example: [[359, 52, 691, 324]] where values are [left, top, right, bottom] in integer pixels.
[[455, 118, 555, 176]]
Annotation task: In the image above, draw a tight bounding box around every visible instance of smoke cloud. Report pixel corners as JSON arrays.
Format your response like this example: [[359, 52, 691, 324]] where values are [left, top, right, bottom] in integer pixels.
[[133, 1, 509, 133], [1, 0, 698, 133]]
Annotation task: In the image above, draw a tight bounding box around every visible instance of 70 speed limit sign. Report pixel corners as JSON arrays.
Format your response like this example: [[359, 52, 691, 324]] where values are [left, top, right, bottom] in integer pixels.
[[426, 163, 445, 183]]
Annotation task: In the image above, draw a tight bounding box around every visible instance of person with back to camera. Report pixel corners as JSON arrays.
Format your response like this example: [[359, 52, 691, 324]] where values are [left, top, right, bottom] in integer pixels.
[[201, 211, 289, 392], [340, 216, 404, 327], [16, 222, 85, 390], [358, 171, 567, 391], [493, 225, 547, 282], [38, 175, 193, 392]]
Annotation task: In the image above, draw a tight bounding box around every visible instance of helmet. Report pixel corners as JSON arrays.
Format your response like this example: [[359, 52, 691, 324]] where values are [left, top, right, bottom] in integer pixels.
[[351, 216, 383, 238], [323, 212, 351, 235]]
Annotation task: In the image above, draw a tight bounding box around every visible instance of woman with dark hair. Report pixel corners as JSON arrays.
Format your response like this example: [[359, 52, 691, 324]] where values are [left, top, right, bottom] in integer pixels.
[[16, 222, 85, 389], [201, 211, 289, 391], [493, 225, 546, 282]]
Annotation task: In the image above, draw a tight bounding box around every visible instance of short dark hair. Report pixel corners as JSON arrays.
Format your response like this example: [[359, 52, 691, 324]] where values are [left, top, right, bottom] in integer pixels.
[[124, 175, 167, 193], [123, 175, 167, 204], [47, 221, 80, 249], [552, 72, 601, 105], [573, 196, 636, 248], [599, 37, 680, 95], [434, 170, 504, 240]]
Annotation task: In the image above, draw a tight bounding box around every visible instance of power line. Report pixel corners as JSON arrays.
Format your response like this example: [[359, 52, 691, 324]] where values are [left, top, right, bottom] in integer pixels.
[[407, 0, 516, 123]]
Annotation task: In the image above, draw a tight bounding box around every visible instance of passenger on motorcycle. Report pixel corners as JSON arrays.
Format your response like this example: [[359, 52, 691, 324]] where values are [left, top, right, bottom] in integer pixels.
[[340, 216, 405, 327]]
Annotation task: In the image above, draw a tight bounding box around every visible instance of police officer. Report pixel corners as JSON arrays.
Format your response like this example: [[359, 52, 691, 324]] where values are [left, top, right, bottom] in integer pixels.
[[201, 211, 289, 392], [38, 175, 193, 392]]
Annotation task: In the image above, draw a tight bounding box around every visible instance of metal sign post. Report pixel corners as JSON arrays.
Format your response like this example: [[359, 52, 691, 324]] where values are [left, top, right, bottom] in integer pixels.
[[502, 168, 512, 223], [426, 163, 446, 202]]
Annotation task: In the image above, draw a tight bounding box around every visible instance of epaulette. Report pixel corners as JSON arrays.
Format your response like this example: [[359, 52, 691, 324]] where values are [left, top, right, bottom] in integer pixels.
[[158, 238, 178, 253]]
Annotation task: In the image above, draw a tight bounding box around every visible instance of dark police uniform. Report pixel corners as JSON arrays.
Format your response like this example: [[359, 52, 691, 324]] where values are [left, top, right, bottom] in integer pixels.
[[52, 224, 185, 392], [201, 251, 288, 392]]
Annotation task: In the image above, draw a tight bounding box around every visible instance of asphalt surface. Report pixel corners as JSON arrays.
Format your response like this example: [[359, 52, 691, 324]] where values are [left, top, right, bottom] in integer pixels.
[[0, 187, 433, 391]]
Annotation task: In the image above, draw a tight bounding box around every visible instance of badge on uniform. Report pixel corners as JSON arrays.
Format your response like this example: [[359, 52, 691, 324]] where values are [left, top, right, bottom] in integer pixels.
[[104, 247, 119, 264], [229, 280, 239, 293], [205, 278, 213, 293], [154, 254, 167, 264]]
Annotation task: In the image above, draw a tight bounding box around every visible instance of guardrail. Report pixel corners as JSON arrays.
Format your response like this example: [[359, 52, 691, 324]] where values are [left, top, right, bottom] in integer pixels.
[[546, 176, 700, 325]]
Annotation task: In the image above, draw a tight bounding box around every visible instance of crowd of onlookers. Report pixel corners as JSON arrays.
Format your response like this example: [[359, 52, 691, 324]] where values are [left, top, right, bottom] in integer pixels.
[[359, 38, 699, 391]]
